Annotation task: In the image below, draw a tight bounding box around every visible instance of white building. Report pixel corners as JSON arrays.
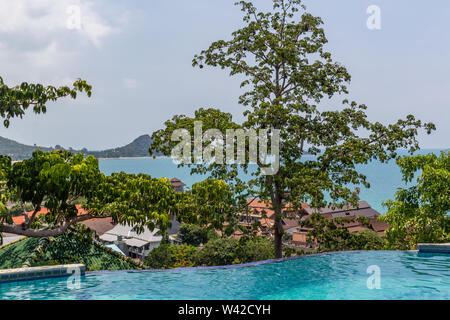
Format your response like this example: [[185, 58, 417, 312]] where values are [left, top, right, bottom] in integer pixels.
[[99, 223, 179, 261]]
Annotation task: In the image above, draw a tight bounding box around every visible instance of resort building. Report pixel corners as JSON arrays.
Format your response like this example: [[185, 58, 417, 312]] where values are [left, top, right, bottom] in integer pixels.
[[238, 199, 309, 236], [12, 193, 184, 261], [290, 201, 390, 247], [171, 178, 186, 193], [99, 219, 181, 261]]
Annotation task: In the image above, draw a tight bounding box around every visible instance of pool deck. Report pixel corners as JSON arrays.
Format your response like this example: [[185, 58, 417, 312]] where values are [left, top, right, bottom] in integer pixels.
[[0, 264, 85, 283], [418, 243, 450, 254]]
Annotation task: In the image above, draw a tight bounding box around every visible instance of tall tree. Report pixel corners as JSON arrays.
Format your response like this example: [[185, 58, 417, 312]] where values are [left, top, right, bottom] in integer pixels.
[[381, 151, 450, 249], [150, 0, 435, 258]]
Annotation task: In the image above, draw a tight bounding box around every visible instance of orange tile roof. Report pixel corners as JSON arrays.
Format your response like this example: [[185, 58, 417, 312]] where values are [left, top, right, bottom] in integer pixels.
[[12, 204, 90, 225]]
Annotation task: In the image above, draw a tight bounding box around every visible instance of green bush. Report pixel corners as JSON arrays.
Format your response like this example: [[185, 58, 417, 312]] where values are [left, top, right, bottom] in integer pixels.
[[193, 238, 239, 266], [193, 236, 274, 267], [235, 237, 274, 262], [8, 203, 34, 216], [353, 229, 385, 250], [145, 244, 198, 269], [178, 224, 219, 246]]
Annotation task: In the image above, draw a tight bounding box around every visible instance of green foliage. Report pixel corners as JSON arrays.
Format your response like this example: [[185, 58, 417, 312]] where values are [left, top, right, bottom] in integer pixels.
[[145, 243, 198, 269], [283, 247, 296, 257], [353, 229, 385, 250], [1, 150, 103, 230], [381, 151, 450, 249], [193, 236, 274, 266], [149, 0, 435, 258], [0, 150, 179, 239], [89, 172, 180, 235], [193, 238, 239, 267], [0, 134, 160, 161], [179, 179, 239, 235], [0, 234, 138, 271], [8, 203, 34, 217], [235, 236, 275, 262], [144, 236, 274, 269], [178, 224, 219, 246], [0, 77, 91, 128], [0, 136, 53, 161], [301, 213, 384, 252]]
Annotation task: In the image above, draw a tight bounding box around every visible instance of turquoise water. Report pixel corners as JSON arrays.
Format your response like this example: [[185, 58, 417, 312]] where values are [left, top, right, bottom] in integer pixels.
[[98, 149, 447, 214], [0, 251, 449, 300]]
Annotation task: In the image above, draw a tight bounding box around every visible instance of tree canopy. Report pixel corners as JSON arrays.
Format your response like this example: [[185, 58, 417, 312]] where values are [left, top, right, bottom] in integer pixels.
[[150, 0, 435, 258], [0, 77, 91, 128], [0, 150, 180, 238], [381, 151, 450, 249]]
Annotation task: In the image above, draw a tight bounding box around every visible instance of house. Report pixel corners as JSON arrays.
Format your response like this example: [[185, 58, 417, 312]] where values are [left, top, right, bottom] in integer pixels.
[[14, 205, 181, 261], [171, 178, 186, 193], [99, 224, 165, 260], [82, 217, 115, 236], [302, 201, 380, 219], [99, 219, 180, 261], [238, 199, 309, 236], [291, 201, 390, 247], [12, 205, 90, 225]]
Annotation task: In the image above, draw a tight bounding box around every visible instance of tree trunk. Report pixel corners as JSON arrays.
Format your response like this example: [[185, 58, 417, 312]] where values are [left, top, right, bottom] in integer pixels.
[[0, 214, 95, 238], [274, 207, 284, 259]]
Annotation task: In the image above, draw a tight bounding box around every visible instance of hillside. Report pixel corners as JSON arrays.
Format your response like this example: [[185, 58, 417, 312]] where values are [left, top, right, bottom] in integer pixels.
[[0, 235, 141, 271], [0, 134, 159, 160], [0, 136, 53, 160], [86, 134, 155, 158]]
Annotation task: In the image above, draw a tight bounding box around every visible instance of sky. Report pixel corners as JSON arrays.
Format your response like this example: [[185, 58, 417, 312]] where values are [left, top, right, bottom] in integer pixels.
[[0, 0, 448, 150]]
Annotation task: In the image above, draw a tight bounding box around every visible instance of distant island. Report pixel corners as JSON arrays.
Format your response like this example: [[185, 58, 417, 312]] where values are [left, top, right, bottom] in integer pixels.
[[0, 134, 161, 160]]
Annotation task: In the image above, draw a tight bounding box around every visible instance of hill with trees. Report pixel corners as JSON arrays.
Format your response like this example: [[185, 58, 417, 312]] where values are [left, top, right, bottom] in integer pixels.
[[0, 134, 160, 160]]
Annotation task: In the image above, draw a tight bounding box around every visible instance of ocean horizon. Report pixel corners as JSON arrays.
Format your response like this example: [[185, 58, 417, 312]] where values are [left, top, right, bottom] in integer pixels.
[[98, 149, 448, 214]]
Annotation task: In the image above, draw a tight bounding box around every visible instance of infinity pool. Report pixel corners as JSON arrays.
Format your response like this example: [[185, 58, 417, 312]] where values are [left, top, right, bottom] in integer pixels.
[[0, 251, 449, 300]]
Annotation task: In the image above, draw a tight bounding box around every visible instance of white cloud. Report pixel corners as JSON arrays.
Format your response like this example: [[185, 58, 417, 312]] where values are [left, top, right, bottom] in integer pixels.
[[0, 0, 131, 83], [0, 0, 115, 47], [123, 78, 138, 89]]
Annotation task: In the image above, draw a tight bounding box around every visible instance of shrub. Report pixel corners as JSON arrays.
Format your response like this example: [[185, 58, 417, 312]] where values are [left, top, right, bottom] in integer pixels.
[[178, 224, 219, 246], [283, 247, 296, 258], [193, 238, 239, 266], [353, 229, 385, 250], [145, 244, 197, 269], [235, 236, 274, 262], [193, 236, 274, 267]]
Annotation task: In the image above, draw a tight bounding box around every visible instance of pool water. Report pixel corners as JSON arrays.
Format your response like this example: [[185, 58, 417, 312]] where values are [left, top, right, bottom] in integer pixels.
[[0, 251, 449, 300]]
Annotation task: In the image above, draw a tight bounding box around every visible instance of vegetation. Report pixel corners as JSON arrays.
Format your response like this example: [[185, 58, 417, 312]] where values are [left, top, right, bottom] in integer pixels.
[[0, 150, 181, 238], [178, 224, 219, 246], [145, 243, 198, 269], [0, 136, 53, 161], [178, 179, 239, 236], [0, 77, 91, 128], [194, 236, 274, 266], [81, 134, 160, 159], [301, 213, 385, 252], [150, 0, 435, 258], [193, 238, 240, 266], [144, 236, 274, 269], [0, 234, 140, 271], [0, 134, 160, 161], [381, 151, 450, 249]]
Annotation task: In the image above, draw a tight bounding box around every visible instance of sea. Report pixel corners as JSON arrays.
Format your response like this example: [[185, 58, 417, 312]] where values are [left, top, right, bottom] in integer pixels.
[[98, 149, 447, 214]]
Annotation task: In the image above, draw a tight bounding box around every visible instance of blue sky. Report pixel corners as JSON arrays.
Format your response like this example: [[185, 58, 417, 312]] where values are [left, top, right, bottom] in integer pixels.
[[0, 0, 448, 150]]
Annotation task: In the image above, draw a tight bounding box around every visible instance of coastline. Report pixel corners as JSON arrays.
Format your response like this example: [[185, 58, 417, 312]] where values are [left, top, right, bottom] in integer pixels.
[[96, 155, 168, 160]]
